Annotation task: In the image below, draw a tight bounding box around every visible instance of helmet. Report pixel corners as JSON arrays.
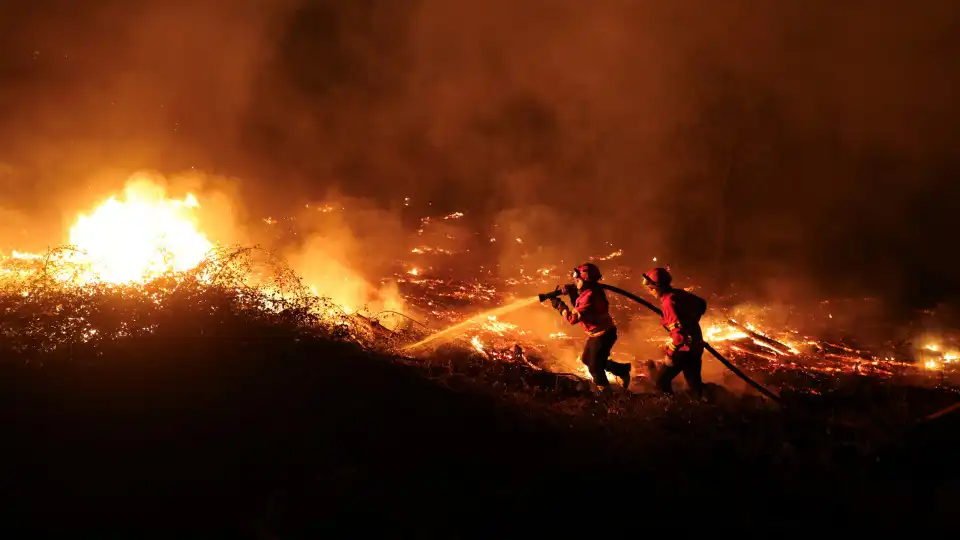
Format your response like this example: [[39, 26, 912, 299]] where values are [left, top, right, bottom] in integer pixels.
[[572, 263, 602, 282], [641, 267, 672, 288]]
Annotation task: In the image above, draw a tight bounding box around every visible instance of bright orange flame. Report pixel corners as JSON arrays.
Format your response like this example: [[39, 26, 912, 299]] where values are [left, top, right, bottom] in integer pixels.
[[471, 335, 485, 354], [67, 178, 213, 284], [704, 323, 748, 342], [921, 341, 958, 370], [481, 315, 519, 335]]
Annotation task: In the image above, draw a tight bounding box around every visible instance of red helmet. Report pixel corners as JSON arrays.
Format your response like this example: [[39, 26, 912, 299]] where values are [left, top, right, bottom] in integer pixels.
[[572, 263, 602, 282], [641, 267, 672, 288]]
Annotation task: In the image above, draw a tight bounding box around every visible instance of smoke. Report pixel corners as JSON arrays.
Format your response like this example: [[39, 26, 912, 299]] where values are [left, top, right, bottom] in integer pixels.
[[282, 192, 408, 315], [255, 0, 958, 307], [0, 0, 296, 243], [2, 0, 959, 308]]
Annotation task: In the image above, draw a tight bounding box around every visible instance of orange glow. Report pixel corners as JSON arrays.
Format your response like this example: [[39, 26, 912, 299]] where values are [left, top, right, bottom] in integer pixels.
[[66, 178, 213, 284]]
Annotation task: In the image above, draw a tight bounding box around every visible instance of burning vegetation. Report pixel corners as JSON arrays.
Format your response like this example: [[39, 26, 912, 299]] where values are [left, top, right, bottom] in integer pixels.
[[1, 172, 958, 396]]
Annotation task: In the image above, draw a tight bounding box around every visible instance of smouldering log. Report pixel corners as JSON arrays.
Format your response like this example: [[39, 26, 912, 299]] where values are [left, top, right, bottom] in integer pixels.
[[726, 319, 795, 356]]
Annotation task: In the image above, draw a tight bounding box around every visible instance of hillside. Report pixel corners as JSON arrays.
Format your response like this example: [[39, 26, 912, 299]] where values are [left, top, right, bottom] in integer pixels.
[[1, 282, 958, 536]]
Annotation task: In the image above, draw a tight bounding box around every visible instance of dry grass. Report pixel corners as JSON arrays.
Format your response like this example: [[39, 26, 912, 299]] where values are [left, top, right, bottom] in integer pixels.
[[1, 247, 958, 534]]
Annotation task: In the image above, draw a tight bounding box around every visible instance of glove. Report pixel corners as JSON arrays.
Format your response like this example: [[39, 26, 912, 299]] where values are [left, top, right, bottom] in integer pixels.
[[549, 296, 564, 311], [562, 283, 577, 297]]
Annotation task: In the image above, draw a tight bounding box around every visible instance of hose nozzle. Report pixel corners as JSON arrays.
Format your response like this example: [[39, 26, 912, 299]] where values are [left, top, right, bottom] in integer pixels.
[[538, 284, 575, 303], [538, 289, 563, 303]]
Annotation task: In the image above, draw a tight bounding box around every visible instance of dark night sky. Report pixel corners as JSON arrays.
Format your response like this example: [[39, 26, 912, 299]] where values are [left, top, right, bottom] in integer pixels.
[[1, 0, 958, 310]]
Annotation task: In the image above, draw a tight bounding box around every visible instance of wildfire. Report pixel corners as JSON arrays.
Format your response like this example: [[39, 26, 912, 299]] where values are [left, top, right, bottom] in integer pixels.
[[921, 342, 958, 371], [21, 178, 215, 286], [68, 181, 213, 284], [2, 176, 957, 388]]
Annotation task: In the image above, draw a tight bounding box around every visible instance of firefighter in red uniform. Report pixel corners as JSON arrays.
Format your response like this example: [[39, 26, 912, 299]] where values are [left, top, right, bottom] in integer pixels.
[[642, 267, 707, 397], [546, 263, 631, 392]]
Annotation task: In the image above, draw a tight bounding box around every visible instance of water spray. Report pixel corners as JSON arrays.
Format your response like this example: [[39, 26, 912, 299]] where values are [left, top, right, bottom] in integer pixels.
[[401, 296, 541, 352]]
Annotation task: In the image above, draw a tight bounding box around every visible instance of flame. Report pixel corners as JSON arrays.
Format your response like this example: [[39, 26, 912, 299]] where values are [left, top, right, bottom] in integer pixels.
[[704, 324, 748, 342], [471, 335, 485, 354], [66, 178, 213, 284], [920, 341, 958, 370], [481, 315, 519, 335]]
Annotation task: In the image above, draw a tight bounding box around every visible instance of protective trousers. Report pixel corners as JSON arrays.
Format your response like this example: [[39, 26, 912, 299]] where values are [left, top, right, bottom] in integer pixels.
[[582, 327, 630, 387], [654, 346, 705, 397]]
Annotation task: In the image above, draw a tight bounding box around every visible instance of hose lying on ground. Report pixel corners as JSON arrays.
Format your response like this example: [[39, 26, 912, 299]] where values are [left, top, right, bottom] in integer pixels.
[[599, 283, 784, 405], [920, 401, 960, 422]]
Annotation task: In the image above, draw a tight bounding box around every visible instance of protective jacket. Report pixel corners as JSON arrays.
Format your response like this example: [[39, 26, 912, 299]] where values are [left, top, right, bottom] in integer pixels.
[[659, 289, 707, 358], [563, 282, 615, 337]]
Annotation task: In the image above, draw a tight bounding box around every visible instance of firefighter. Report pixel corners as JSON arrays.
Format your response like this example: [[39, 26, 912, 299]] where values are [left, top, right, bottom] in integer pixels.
[[642, 267, 707, 397], [546, 263, 631, 392]]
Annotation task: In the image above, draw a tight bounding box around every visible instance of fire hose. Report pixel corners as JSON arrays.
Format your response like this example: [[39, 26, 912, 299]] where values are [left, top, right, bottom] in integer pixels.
[[539, 284, 784, 405]]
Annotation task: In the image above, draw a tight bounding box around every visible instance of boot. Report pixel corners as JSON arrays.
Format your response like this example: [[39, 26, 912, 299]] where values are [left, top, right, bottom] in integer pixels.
[[646, 360, 673, 395], [646, 359, 658, 379], [611, 362, 631, 391]]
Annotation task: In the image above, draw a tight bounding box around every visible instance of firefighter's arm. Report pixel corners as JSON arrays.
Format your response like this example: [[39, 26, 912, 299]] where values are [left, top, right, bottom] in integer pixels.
[[561, 289, 591, 325], [662, 297, 689, 357]]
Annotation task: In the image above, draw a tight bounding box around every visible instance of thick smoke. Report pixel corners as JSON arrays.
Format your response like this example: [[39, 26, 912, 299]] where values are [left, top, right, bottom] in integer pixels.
[[0, 0, 296, 246], [2, 0, 959, 312]]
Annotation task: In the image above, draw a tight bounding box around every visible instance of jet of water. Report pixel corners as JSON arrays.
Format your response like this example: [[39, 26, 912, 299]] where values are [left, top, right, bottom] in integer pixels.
[[402, 296, 541, 352]]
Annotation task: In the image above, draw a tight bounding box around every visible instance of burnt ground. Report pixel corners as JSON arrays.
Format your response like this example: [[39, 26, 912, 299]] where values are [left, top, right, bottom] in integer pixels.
[[1, 307, 958, 536]]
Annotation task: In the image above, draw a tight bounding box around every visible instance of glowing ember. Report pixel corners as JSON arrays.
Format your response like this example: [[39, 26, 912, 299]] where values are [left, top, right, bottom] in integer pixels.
[[597, 249, 623, 261], [704, 324, 748, 342], [471, 335, 485, 354], [481, 315, 519, 335], [920, 342, 958, 370], [67, 179, 214, 284]]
